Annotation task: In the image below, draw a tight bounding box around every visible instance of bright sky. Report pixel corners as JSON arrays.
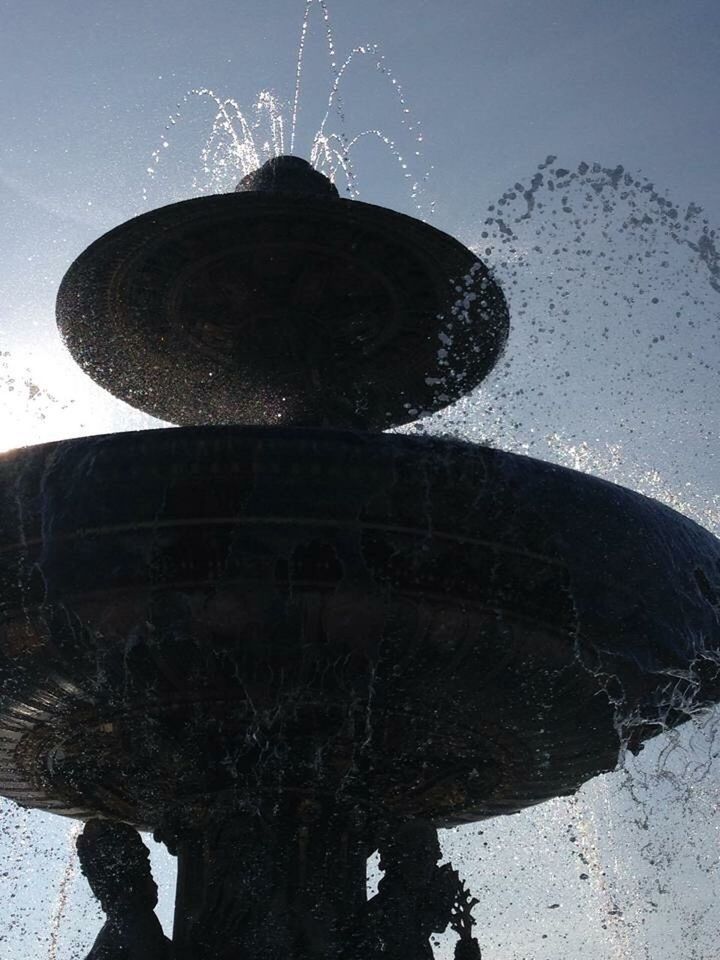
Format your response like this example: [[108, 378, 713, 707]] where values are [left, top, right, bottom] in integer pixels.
[[0, 1, 718, 958]]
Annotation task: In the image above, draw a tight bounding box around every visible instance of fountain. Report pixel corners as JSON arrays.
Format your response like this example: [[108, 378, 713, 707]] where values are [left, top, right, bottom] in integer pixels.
[[0, 152, 718, 958]]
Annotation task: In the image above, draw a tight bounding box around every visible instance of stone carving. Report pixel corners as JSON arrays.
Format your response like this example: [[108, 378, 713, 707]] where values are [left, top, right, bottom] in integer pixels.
[[76, 819, 173, 960], [450, 878, 482, 960], [344, 820, 482, 960]]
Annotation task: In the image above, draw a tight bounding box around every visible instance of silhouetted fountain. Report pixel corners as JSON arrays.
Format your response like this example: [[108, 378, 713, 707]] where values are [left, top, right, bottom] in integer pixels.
[[0, 155, 718, 959]]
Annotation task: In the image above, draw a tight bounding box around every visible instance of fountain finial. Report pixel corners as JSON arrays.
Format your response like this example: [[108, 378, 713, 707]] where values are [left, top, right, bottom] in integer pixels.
[[236, 154, 340, 198]]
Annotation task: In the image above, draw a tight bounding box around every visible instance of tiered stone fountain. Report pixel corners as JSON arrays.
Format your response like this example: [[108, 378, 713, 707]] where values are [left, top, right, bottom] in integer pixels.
[[0, 156, 718, 959]]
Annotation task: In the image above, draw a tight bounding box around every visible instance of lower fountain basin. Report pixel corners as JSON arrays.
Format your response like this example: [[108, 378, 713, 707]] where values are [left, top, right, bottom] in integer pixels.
[[0, 426, 717, 829]]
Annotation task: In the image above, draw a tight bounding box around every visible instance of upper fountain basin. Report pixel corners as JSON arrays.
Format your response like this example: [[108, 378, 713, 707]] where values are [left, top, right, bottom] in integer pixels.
[[56, 157, 509, 430]]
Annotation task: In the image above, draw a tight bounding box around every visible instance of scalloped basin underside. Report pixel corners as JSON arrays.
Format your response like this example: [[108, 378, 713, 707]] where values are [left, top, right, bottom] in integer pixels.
[[0, 427, 717, 829]]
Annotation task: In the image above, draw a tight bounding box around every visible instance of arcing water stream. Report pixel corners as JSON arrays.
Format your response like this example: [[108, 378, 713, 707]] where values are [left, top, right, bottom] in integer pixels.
[[144, 0, 431, 210]]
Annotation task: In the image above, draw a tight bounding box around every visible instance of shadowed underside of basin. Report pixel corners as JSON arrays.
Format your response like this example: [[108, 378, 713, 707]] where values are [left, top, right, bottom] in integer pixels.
[[0, 427, 718, 831]]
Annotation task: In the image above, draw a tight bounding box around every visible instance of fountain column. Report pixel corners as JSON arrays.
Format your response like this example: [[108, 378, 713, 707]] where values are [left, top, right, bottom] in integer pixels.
[[166, 804, 370, 960]]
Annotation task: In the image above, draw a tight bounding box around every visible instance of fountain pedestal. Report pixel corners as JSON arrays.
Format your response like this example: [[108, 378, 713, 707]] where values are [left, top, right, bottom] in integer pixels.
[[166, 804, 369, 960]]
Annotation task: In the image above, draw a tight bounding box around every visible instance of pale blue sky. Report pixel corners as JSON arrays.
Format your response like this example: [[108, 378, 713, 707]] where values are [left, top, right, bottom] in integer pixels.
[[0, 1, 718, 958]]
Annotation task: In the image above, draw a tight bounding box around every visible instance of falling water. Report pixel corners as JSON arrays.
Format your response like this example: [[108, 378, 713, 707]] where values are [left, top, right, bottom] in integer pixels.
[[144, 87, 288, 197], [309, 42, 430, 205], [431, 157, 719, 483], [0, 351, 77, 454], [0, 801, 33, 952], [402, 153, 720, 958], [143, 0, 431, 209], [47, 824, 81, 960], [290, 0, 338, 154]]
